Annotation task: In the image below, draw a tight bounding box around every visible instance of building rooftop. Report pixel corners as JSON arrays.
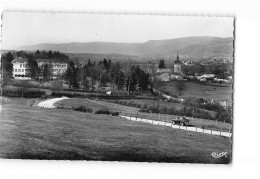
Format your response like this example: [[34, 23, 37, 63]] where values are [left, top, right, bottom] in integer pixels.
[[12, 57, 28, 63], [12, 57, 68, 64]]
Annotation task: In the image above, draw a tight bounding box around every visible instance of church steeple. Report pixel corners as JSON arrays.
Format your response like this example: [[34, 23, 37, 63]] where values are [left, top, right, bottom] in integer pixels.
[[173, 52, 182, 73], [175, 54, 181, 64]]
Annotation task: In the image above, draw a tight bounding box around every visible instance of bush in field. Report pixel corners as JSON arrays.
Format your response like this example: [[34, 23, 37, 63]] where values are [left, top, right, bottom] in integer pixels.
[[215, 109, 232, 123], [142, 103, 148, 109], [86, 108, 93, 113], [95, 109, 111, 115], [118, 101, 127, 106], [74, 105, 87, 112], [111, 112, 120, 116], [41, 94, 48, 100]]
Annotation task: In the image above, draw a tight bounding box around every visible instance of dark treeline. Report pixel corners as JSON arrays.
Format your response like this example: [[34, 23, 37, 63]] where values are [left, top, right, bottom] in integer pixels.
[[64, 59, 151, 95], [15, 50, 69, 60]]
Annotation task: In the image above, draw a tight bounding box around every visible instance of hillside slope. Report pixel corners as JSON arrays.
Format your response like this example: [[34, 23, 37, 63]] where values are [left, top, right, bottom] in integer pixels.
[[20, 36, 234, 58]]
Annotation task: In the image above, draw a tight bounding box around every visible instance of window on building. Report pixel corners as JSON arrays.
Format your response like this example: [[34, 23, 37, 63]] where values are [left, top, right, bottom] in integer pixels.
[[22, 69, 24, 72], [18, 69, 21, 72], [20, 64, 22, 68], [15, 69, 17, 72]]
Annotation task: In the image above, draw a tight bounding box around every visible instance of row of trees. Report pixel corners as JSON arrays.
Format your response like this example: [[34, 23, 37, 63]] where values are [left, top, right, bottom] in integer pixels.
[[63, 59, 151, 94], [16, 50, 69, 60]]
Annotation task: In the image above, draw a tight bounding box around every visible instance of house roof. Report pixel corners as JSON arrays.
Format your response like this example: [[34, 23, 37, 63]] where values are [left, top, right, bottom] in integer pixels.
[[35, 58, 68, 64], [12, 57, 28, 63]]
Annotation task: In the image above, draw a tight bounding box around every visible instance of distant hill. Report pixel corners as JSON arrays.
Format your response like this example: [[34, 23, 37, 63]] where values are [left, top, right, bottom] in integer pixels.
[[18, 36, 234, 59]]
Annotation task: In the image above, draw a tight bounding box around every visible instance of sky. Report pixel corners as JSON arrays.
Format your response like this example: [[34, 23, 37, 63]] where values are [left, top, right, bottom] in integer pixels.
[[2, 12, 234, 50]]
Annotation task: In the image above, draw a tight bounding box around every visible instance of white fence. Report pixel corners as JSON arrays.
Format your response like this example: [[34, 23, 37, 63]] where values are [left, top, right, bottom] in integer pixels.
[[119, 114, 232, 138]]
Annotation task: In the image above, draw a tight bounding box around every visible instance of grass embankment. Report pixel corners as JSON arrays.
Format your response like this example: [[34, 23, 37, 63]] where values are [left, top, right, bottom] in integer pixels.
[[54, 98, 140, 114], [56, 98, 231, 131], [0, 97, 231, 163]]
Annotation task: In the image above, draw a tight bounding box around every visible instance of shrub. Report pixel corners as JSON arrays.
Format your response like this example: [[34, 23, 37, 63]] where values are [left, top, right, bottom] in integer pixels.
[[41, 94, 48, 100], [142, 103, 148, 109], [74, 105, 87, 112], [95, 109, 111, 115], [111, 112, 120, 116], [86, 108, 93, 113]]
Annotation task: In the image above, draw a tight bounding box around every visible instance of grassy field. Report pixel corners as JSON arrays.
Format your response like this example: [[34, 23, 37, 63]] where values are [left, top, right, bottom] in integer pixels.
[[116, 99, 185, 110], [55, 98, 140, 114], [162, 81, 233, 102], [0, 97, 231, 163]]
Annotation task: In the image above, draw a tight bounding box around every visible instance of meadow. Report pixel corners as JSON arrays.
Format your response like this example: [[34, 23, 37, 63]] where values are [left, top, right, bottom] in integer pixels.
[[162, 81, 233, 102], [0, 97, 231, 163]]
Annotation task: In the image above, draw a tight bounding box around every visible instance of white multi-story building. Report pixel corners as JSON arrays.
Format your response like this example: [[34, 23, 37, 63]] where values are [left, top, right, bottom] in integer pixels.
[[12, 57, 30, 79], [12, 57, 68, 80]]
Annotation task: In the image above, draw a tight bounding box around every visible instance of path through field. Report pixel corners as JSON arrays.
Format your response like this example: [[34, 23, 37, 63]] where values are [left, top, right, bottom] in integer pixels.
[[37, 97, 68, 108]]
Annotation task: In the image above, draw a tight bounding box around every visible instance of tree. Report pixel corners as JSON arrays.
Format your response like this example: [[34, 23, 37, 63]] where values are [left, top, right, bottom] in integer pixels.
[[42, 63, 52, 82], [64, 61, 79, 89], [175, 80, 186, 96], [109, 62, 121, 94], [1, 52, 14, 79], [0, 52, 14, 95], [115, 71, 125, 90], [158, 59, 166, 69], [47, 50, 53, 59], [152, 79, 166, 112], [26, 57, 41, 80], [137, 70, 150, 93]]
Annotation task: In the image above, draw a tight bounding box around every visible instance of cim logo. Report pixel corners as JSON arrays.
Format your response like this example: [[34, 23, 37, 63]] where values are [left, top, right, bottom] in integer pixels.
[[211, 151, 228, 158]]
